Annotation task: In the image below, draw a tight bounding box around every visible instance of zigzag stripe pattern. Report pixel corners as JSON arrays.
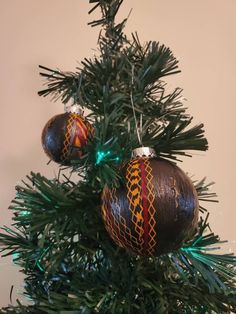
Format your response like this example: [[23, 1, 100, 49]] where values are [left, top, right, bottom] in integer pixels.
[[101, 158, 157, 256], [143, 158, 157, 255], [61, 113, 76, 161], [61, 113, 94, 162]]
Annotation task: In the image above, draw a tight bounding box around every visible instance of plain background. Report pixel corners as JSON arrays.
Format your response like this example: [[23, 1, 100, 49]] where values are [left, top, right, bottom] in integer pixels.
[[0, 0, 236, 308]]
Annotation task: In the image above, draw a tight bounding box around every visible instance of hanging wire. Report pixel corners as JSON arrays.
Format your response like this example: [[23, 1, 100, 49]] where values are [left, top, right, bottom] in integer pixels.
[[140, 113, 143, 144], [130, 64, 142, 146], [64, 74, 84, 113]]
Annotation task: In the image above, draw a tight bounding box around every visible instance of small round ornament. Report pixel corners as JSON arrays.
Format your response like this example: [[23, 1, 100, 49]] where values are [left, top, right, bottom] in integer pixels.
[[41, 106, 94, 164], [101, 147, 199, 256]]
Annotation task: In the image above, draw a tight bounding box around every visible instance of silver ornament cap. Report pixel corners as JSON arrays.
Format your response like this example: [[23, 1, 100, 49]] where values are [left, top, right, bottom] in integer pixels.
[[131, 147, 157, 159], [66, 104, 83, 115]]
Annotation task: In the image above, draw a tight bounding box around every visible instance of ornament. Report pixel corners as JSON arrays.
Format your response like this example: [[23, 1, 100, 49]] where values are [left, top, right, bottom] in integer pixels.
[[101, 147, 199, 256], [41, 106, 94, 164]]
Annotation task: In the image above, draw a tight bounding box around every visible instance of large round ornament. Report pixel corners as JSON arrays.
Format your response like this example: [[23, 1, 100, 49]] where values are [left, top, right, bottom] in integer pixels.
[[42, 107, 93, 164], [101, 147, 199, 256]]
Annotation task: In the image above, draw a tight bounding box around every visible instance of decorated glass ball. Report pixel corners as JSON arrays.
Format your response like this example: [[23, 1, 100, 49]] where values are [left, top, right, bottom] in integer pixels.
[[41, 108, 93, 164], [101, 147, 199, 256]]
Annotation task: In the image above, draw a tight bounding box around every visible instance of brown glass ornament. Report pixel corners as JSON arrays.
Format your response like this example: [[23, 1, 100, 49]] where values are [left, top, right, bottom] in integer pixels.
[[101, 153, 199, 256], [41, 111, 93, 164]]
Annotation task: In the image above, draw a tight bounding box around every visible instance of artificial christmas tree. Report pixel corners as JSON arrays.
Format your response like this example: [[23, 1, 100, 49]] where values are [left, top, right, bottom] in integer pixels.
[[0, 0, 235, 313]]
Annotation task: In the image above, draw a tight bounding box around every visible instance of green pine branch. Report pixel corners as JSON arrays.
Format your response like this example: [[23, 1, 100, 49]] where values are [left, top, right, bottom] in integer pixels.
[[0, 173, 235, 313], [38, 33, 207, 162]]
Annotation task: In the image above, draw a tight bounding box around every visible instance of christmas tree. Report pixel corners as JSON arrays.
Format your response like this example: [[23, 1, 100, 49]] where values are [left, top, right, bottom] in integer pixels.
[[0, 0, 236, 313]]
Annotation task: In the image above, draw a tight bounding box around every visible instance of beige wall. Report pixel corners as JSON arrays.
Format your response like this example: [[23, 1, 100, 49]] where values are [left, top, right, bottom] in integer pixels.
[[0, 0, 235, 307]]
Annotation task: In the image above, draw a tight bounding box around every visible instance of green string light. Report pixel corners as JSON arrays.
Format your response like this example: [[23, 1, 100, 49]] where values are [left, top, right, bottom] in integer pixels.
[[12, 252, 20, 265], [35, 246, 51, 272], [20, 210, 29, 216], [181, 246, 236, 279], [95, 150, 120, 165], [36, 260, 45, 272]]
